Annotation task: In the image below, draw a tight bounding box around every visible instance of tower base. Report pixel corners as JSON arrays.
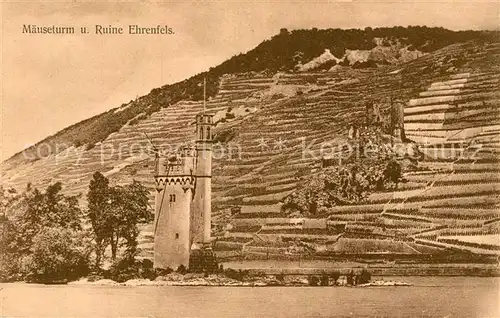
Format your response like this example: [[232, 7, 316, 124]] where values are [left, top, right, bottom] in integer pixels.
[[188, 246, 218, 273]]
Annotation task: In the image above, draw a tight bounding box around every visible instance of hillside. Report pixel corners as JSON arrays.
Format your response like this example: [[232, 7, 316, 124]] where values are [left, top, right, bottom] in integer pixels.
[[210, 41, 500, 259], [2, 27, 500, 260], [3, 27, 497, 165]]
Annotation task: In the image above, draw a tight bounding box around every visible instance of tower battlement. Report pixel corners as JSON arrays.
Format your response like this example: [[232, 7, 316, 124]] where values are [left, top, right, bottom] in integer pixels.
[[156, 146, 196, 177], [155, 176, 195, 189]]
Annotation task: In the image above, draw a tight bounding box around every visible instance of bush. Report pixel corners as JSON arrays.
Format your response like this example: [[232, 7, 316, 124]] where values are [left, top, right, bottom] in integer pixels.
[[106, 257, 139, 283], [358, 269, 372, 284], [0, 253, 21, 282], [176, 264, 188, 275], [21, 228, 90, 283], [320, 273, 329, 286], [330, 271, 341, 285], [275, 272, 285, 282], [308, 275, 319, 286], [282, 128, 407, 217], [106, 257, 157, 283], [346, 271, 354, 285]]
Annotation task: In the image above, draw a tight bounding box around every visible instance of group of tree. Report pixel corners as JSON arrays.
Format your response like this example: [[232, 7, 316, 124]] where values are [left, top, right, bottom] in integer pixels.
[[0, 183, 89, 282], [282, 124, 408, 217], [0, 172, 152, 283], [214, 26, 498, 74], [87, 172, 152, 269], [282, 157, 403, 217], [305, 269, 371, 286]]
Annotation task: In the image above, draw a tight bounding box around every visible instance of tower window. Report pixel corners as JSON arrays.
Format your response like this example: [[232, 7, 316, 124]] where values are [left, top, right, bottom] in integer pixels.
[[169, 194, 176, 202], [206, 127, 211, 140], [175, 233, 179, 239]]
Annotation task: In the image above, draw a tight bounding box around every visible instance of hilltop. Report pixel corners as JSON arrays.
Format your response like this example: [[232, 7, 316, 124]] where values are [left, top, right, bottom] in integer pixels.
[[2, 26, 500, 260], [3, 26, 497, 165]]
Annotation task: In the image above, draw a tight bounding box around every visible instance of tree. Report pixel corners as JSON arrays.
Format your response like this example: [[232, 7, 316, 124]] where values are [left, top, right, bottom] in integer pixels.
[[107, 181, 152, 260], [330, 271, 341, 285], [1, 182, 88, 282], [6, 182, 82, 253], [41, 182, 82, 230], [308, 275, 319, 286], [320, 272, 329, 286], [0, 215, 21, 281], [21, 227, 89, 282], [358, 269, 372, 284], [384, 159, 402, 188], [87, 172, 112, 268], [282, 124, 408, 216], [87, 172, 152, 266], [7, 182, 82, 253], [0, 186, 20, 216], [346, 270, 354, 285]]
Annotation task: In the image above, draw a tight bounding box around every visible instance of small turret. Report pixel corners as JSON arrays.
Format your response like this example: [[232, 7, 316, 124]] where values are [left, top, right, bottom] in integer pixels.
[[192, 113, 214, 245], [196, 114, 214, 143], [391, 100, 405, 141]]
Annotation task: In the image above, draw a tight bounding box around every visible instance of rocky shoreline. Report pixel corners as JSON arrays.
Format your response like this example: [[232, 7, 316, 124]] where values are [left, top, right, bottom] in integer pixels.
[[68, 273, 412, 287]]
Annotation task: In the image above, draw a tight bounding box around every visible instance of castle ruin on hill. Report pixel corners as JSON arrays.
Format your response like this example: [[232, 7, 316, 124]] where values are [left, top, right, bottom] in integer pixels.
[[348, 99, 405, 141]]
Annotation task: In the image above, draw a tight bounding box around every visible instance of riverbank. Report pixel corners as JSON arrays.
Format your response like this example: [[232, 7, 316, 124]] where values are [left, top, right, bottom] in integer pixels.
[[222, 260, 500, 276], [68, 275, 412, 287], [69, 273, 274, 287], [68, 273, 411, 287], [2, 277, 498, 317]]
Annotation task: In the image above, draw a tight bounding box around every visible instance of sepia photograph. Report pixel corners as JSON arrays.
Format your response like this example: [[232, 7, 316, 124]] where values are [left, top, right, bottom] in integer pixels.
[[1, 1, 499, 317]]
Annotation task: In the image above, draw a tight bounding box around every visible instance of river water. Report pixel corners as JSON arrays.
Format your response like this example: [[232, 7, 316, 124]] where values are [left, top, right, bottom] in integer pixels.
[[1, 277, 498, 317]]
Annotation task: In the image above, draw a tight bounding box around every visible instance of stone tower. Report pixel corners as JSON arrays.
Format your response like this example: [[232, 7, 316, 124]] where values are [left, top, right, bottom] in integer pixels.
[[191, 114, 214, 245], [391, 100, 405, 140], [153, 113, 214, 270], [153, 147, 195, 269]]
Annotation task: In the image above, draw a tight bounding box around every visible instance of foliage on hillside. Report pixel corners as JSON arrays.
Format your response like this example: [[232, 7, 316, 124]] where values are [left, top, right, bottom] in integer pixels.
[[282, 158, 403, 217], [282, 127, 410, 217], [0, 176, 153, 282], [7, 26, 498, 163], [0, 183, 90, 282], [216, 26, 498, 73]]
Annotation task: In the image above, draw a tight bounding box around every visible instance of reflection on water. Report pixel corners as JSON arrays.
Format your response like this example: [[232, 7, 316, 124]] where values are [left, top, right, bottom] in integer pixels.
[[1, 277, 498, 317]]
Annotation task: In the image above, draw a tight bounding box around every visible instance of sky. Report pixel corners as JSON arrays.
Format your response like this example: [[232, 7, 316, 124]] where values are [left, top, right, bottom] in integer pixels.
[[1, 0, 499, 161]]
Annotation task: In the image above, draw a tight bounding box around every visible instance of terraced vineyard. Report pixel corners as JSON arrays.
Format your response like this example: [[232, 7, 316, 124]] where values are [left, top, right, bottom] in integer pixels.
[[2, 40, 500, 259], [215, 41, 500, 257]]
